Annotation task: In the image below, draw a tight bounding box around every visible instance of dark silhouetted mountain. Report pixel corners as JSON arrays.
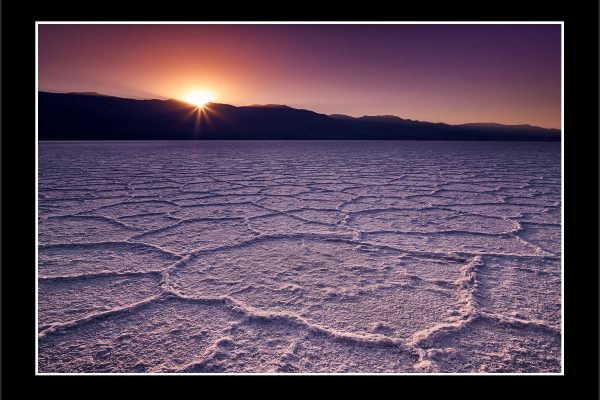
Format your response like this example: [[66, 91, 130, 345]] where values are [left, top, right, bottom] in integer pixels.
[[248, 104, 292, 109], [328, 114, 355, 120], [65, 91, 111, 97], [38, 92, 561, 141], [357, 115, 410, 123]]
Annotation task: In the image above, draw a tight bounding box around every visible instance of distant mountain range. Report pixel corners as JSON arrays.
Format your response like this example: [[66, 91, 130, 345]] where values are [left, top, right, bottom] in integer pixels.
[[38, 92, 561, 141]]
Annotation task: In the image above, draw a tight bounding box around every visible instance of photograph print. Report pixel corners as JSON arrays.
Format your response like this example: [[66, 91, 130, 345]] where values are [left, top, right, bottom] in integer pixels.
[[36, 22, 562, 374]]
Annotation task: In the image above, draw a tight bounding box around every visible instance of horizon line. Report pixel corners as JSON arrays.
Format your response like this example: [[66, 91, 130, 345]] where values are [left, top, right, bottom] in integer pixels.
[[37, 90, 562, 131]]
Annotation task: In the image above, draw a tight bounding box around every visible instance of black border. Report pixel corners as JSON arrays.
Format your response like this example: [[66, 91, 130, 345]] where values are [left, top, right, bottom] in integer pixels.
[[2, 1, 598, 397]]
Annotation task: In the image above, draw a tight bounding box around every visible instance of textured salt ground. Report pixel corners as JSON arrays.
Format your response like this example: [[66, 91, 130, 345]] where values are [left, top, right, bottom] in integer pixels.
[[38, 141, 561, 373]]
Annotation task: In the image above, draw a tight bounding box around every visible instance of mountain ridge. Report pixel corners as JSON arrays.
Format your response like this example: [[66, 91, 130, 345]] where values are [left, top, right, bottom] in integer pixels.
[[38, 91, 561, 141]]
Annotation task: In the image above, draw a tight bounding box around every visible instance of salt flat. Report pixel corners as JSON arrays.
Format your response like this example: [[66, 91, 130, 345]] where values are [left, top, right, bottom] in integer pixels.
[[38, 140, 561, 373]]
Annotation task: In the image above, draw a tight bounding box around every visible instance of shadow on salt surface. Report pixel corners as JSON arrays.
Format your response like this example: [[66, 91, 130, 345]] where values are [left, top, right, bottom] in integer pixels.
[[256, 196, 307, 212], [301, 284, 455, 340], [297, 190, 355, 202], [38, 188, 100, 200], [518, 210, 560, 225], [39, 197, 124, 210], [170, 203, 270, 220], [214, 186, 265, 196], [38, 215, 139, 245], [38, 295, 419, 373], [260, 185, 311, 196], [129, 188, 183, 199], [515, 222, 561, 256], [38, 298, 239, 373], [476, 255, 561, 326], [340, 196, 425, 213], [177, 318, 306, 373], [289, 208, 346, 225], [169, 237, 464, 340], [116, 213, 180, 231], [175, 316, 418, 373], [346, 208, 517, 235], [39, 242, 180, 277], [182, 181, 239, 193], [174, 194, 264, 207], [248, 214, 352, 236], [345, 184, 431, 198], [363, 231, 552, 256], [446, 203, 545, 219], [309, 182, 356, 191], [408, 191, 504, 206], [88, 200, 178, 218], [281, 331, 417, 373], [505, 194, 560, 208], [39, 273, 162, 328], [129, 218, 257, 255], [421, 318, 561, 373], [436, 182, 500, 193]]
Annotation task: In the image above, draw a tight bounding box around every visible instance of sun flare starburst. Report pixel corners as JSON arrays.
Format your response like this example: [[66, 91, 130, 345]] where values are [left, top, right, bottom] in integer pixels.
[[184, 90, 214, 108]]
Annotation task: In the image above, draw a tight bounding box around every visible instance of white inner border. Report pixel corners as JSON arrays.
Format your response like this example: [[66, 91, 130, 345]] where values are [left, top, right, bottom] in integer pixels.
[[35, 20, 564, 376]]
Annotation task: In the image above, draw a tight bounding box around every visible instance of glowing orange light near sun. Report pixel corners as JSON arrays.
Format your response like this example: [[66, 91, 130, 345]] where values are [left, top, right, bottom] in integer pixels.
[[184, 90, 214, 108]]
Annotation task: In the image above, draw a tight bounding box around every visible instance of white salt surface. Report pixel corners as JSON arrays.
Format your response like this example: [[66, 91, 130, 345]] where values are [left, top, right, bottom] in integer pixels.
[[38, 140, 561, 373]]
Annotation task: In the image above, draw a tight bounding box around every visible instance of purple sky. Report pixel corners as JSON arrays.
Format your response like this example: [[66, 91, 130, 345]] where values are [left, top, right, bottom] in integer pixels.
[[38, 24, 562, 128]]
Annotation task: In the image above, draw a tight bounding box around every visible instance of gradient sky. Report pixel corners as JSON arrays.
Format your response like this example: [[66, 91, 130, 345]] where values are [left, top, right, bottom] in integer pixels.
[[38, 24, 561, 128]]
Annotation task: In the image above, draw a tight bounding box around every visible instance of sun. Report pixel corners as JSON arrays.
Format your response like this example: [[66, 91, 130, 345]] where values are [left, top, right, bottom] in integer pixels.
[[184, 90, 214, 108]]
